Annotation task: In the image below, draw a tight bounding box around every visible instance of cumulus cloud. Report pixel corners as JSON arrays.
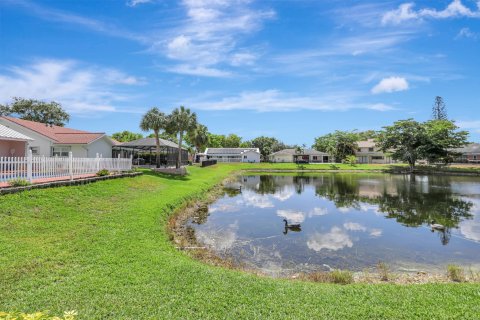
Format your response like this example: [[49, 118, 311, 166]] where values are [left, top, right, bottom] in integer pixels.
[[343, 222, 367, 232], [307, 227, 353, 252], [195, 221, 239, 251], [239, 190, 274, 208], [277, 209, 305, 223], [0, 60, 143, 114], [382, 1, 480, 25], [309, 207, 329, 217], [371, 77, 409, 94], [456, 27, 478, 40], [126, 0, 153, 7]]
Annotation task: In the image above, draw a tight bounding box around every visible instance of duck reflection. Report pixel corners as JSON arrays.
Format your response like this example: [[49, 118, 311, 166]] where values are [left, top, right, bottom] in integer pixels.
[[283, 219, 302, 235]]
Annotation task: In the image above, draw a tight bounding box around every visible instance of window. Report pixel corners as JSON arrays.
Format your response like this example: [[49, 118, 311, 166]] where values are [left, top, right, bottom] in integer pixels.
[[244, 155, 247, 159], [368, 148, 374, 152], [29, 147, 40, 155], [372, 156, 384, 160], [52, 146, 71, 157], [474, 155, 478, 160], [312, 156, 318, 160]]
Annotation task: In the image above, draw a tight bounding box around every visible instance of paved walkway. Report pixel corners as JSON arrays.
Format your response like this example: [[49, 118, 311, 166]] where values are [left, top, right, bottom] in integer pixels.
[[0, 174, 96, 188]]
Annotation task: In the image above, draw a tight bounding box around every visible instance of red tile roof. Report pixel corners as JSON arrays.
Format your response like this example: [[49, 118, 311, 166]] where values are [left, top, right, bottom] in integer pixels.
[[2, 116, 106, 144]]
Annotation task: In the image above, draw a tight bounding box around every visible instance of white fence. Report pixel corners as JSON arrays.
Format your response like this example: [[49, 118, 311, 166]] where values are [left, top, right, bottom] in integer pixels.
[[0, 151, 132, 183]]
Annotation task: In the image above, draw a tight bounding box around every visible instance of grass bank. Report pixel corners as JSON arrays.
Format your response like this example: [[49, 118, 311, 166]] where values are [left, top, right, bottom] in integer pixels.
[[1, 164, 480, 319]]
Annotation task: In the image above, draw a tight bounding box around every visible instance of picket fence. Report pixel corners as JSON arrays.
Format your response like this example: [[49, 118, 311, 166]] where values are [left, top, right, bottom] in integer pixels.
[[0, 151, 132, 183]]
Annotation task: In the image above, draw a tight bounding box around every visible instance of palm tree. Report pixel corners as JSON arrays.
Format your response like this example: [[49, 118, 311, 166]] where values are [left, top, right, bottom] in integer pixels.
[[188, 124, 209, 161], [140, 107, 167, 168], [167, 106, 197, 168]]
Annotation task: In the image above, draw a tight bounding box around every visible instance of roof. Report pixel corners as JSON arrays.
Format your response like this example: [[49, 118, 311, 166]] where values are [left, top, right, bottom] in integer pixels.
[[270, 148, 329, 156], [0, 123, 33, 141], [357, 139, 376, 148], [1, 116, 106, 144], [117, 137, 183, 149], [454, 143, 480, 154], [205, 148, 260, 155]]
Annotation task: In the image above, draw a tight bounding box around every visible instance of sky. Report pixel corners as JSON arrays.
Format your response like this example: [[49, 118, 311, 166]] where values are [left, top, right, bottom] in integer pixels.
[[0, 0, 479, 145]]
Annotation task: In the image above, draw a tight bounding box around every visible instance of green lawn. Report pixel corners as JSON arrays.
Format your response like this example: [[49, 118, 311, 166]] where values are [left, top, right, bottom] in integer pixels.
[[1, 164, 479, 319]]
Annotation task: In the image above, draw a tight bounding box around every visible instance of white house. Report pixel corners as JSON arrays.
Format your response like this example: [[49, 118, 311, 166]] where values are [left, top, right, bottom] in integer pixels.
[[204, 148, 261, 163], [0, 123, 34, 157], [269, 149, 331, 163], [0, 116, 116, 158], [355, 139, 393, 164]]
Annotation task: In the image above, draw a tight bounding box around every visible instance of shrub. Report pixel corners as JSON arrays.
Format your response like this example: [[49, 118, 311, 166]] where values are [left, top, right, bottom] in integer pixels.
[[343, 155, 357, 166], [96, 169, 110, 177], [0, 310, 77, 320], [447, 265, 465, 282], [7, 178, 31, 187], [306, 270, 354, 285], [329, 164, 340, 170], [377, 262, 390, 281]]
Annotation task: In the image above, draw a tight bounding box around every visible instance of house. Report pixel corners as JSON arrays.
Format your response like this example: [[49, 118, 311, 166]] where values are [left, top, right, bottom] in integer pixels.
[[0, 116, 115, 158], [269, 149, 331, 163], [0, 123, 34, 157], [453, 143, 480, 163], [204, 148, 261, 163], [355, 139, 393, 164]]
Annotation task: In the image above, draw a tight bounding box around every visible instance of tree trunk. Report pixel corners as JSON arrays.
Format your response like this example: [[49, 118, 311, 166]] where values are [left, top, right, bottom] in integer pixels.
[[155, 131, 161, 168], [177, 132, 183, 169]]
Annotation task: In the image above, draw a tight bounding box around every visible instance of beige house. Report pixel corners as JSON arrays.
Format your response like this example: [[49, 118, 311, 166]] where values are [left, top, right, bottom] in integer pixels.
[[355, 139, 393, 164], [269, 149, 331, 163]]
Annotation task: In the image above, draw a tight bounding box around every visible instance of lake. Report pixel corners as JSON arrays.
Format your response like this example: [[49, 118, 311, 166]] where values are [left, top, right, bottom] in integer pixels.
[[187, 174, 480, 276]]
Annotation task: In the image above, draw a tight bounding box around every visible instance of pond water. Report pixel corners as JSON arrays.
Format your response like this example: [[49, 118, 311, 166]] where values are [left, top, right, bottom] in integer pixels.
[[187, 174, 480, 276]]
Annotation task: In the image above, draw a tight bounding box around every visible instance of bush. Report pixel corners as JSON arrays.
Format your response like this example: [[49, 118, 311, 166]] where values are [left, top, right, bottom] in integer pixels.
[[329, 164, 340, 170], [447, 265, 465, 282], [306, 270, 354, 285], [7, 178, 31, 187], [377, 262, 390, 281], [0, 310, 77, 320], [343, 155, 357, 166], [96, 169, 110, 177]]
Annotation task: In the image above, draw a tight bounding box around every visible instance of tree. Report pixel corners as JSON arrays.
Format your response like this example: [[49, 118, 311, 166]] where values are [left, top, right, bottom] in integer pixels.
[[250, 136, 287, 161], [224, 134, 242, 148], [206, 133, 226, 148], [422, 120, 468, 165], [140, 107, 167, 168], [240, 141, 251, 148], [188, 124, 209, 154], [1, 97, 70, 126], [166, 106, 197, 169], [147, 131, 178, 142], [312, 131, 358, 162], [432, 96, 447, 120], [111, 131, 143, 142], [355, 130, 379, 141], [376, 119, 427, 172]]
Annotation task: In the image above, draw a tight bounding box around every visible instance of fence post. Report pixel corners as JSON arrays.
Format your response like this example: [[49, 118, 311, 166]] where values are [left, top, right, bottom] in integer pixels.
[[130, 154, 133, 170], [96, 153, 100, 171], [27, 149, 33, 182], [69, 151, 73, 180]]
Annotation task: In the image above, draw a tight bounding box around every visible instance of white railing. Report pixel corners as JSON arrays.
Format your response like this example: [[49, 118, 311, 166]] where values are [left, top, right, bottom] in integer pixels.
[[0, 151, 132, 183]]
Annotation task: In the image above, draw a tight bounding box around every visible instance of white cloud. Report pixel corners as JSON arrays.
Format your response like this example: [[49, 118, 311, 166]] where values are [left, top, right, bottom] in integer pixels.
[[195, 221, 239, 251], [272, 188, 294, 202], [239, 190, 274, 208], [0, 60, 142, 114], [371, 77, 409, 94], [456, 27, 478, 40], [369, 229, 383, 237], [307, 227, 353, 252], [189, 89, 396, 112], [160, 0, 274, 76], [382, 1, 480, 25], [126, 0, 153, 7], [309, 207, 329, 217], [276, 209, 305, 224], [343, 222, 367, 232]]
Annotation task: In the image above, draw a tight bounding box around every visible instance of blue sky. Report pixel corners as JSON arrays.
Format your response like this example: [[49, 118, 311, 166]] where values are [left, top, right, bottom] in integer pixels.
[[0, 0, 479, 145]]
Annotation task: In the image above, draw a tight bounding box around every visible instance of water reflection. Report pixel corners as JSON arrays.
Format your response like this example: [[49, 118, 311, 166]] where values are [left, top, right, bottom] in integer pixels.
[[189, 174, 480, 274]]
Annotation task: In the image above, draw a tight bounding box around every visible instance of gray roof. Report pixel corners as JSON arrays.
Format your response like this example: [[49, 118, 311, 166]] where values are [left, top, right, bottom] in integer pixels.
[[454, 143, 480, 154], [0, 123, 33, 141], [205, 148, 260, 155], [270, 148, 329, 156], [117, 137, 183, 149]]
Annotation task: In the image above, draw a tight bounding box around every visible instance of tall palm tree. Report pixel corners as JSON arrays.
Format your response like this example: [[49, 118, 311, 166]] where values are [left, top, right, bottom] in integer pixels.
[[167, 106, 197, 168], [140, 107, 167, 168], [188, 124, 209, 161]]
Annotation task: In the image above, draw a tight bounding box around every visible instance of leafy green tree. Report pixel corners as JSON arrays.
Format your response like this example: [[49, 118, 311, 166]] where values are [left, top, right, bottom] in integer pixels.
[[166, 106, 197, 168], [250, 136, 287, 161], [422, 120, 468, 164], [224, 134, 242, 148], [355, 130, 379, 140], [344, 155, 357, 166], [111, 131, 143, 142], [206, 133, 226, 148], [1, 97, 70, 126], [312, 131, 358, 162], [376, 119, 427, 172], [432, 96, 447, 120], [240, 141, 251, 148], [147, 132, 177, 142], [140, 107, 167, 168], [188, 124, 209, 154]]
